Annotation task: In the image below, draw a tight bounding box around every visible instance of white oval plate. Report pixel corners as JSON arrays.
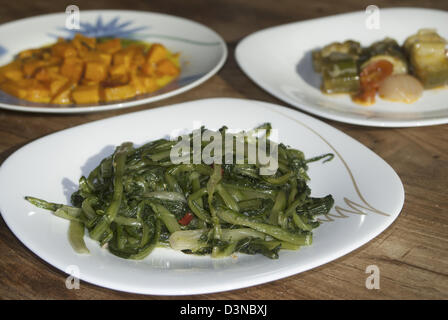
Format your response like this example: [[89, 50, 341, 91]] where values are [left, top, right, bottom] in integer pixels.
[[0, 10, 227, 113], [0, 98, 404, 295], [235, 8, 448, 127]]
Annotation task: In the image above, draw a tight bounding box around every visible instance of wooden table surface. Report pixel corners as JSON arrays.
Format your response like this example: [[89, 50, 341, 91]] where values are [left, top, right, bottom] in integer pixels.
[[0, 0, 447, 300]]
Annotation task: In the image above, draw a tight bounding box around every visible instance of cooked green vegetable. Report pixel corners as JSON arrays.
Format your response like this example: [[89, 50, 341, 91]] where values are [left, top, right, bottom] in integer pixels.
[[360, 38, 408, 74], [321, 54, 360, 94], [26, 124, 334, 260], [68, 220, 90, 254], [404, 29, 448, 88], [312, 40, 362, 73]]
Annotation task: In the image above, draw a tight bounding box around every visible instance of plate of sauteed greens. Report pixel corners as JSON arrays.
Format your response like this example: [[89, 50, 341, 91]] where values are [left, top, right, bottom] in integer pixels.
[[236, 8, 448, 127], [0, 10, 227, 113], [0, 98, 404, 295]]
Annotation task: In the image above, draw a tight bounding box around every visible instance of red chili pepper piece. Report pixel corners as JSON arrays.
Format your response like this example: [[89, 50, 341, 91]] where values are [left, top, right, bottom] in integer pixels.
[[354, 59, 394, 105], [210, 163, 224, 175], [178, 212, 194, 226]]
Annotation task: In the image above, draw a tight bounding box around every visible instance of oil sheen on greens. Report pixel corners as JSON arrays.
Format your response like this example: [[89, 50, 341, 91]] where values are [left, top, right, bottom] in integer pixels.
[[26, 123, 334, 260]]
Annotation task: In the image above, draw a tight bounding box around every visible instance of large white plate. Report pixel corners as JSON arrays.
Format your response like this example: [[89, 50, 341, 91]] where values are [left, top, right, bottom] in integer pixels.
[[235, 8, 448, 127], [0, 98, 404, 295], [0, 10, 227, 113]]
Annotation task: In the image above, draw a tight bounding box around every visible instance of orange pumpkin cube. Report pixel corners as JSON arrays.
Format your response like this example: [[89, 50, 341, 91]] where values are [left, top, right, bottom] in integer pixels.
[[84, 61, 107, 82], [72, 34, 96, 49], [1, 66, 23, 81], [130, 75, 145, 95], [103, 84, 136, 101], [34, 65, 60, 82], [22, 59, 46, 77], [27, 83, 51, 103], [131, 50, 145, 68], [97, 38, 122, 54], [3, 79, 51, 102], [156, 59, 180, 76], [0, 79, 30, 99], [49, 76, 69, 96], [83, 51, 112, 66], [99, 53, 112, 66], [113, 50, 133, 67], [34, 68, 50, 82], [51, 42, 78, 59], [109, 64, 127, 77], [146, 44, 167, 65], [141, 62, 155, 76], [130, 73, 158, 94], [71, 84, 100, 104], [60, 57, 84, 82], [142, 77, 158, 93], [51, 81, 75, 104]]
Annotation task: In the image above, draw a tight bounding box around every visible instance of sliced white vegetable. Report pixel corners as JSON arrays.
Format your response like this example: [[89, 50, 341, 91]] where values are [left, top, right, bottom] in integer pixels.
[[378, 74, 424, 103], [169, 229, 206, 251], [144, 191, 186, 202]]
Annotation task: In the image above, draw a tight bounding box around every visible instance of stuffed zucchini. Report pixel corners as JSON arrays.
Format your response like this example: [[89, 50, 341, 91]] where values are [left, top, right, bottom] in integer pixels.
[[404, 29, 448, 89], [312, 40, 361, 94]]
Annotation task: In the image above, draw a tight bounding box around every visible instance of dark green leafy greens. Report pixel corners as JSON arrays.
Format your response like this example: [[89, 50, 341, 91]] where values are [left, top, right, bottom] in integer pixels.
[[26, 123, 334, 260]]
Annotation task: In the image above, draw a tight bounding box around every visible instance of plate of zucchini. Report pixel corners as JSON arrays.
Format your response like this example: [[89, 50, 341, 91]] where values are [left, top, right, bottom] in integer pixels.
[[236, 8, 448, 127], [0, 10, 227, 113]]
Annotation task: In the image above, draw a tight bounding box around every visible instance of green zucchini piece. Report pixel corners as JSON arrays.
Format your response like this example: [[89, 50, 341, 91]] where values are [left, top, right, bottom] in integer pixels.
[[312, 40, 361, 73], [321, 54, 360, 93], [404, 29, 448, 88], [360, 38, 408, 74]]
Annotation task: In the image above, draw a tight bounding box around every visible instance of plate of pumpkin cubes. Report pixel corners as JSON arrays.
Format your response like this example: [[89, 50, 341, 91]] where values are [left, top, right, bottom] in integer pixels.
[[0, 34, 183, 109]]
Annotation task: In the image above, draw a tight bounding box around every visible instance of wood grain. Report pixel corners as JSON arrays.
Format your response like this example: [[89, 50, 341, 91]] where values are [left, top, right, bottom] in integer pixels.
[[0, 0, 447, 300]]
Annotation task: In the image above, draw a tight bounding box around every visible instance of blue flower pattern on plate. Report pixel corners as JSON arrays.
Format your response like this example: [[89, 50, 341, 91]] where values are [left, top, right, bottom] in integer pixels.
[[0, 45, 7, 58], [50, 16, 149, 39]]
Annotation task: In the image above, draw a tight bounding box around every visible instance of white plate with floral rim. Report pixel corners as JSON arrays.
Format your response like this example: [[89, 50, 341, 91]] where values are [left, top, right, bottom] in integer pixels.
[[0, 10, 227, 113], [0, 98, 404, 295], [235, 8, 448, 127]]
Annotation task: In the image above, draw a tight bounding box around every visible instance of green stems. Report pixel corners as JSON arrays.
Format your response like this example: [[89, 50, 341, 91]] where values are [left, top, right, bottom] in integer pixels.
[[25, 123, 334, 260], [216, 184, 239, 212], [269, 191, 286, 225], [90, 142, 132, 239], [148, 202, 181, 233], [188, 188, 212, 222], [68, 221, 89, 254], [25, 196, 61, 211], [216, 208, 312, 246], [105, 142, 133, 222]]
